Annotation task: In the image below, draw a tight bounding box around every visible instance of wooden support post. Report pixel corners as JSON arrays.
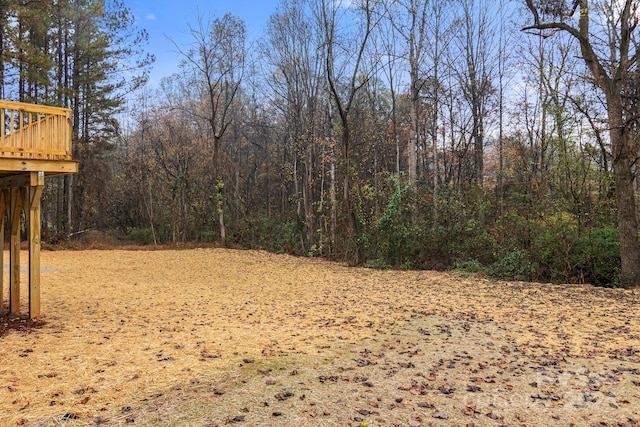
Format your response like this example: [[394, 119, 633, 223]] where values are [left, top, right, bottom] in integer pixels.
[[27, 172, 44, 319], [0, 190, 5, 309], [9, 187, 22, 315]]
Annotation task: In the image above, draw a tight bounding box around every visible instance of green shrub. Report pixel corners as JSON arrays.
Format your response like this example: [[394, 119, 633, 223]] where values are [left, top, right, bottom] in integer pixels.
[[488, 249, 535, 281], [454, 259, 486, 275], [235, 217, 304, 255], [575, 226, 621, 287], [369, 175, 417, 268], [529, 216, 621, 286], [129, 227, 154, 245]]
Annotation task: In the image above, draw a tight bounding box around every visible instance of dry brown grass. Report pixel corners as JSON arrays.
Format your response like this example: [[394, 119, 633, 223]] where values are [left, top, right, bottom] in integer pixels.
[[1, 248, 639, 427]]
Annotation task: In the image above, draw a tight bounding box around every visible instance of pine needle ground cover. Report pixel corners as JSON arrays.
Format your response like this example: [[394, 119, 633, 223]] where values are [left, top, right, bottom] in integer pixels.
[[0, 249, 639, 426]]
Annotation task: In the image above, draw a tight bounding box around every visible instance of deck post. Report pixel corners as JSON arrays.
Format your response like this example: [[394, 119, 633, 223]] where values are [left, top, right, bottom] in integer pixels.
[[27, 171, 44, 319], [9, 186, 22, 315], [0, 190, 5, 308]]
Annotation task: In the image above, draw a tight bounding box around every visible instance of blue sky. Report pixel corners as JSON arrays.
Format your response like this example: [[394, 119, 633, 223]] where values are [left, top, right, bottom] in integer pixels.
[[125, 0, 280, 86]]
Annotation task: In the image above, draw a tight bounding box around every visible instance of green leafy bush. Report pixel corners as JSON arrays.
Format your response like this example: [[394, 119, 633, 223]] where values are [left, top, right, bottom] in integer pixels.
[[235, 217, 304, 255], [129, 227, 154, 245], [488, 249, 535, 281], [454, 259, 486, 275], [371, 176, 415, 268], [574, 226, 621, 287]]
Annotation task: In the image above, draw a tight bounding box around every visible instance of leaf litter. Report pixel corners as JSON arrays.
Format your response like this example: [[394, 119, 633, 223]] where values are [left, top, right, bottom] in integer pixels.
[[0, 248, 638, 426]]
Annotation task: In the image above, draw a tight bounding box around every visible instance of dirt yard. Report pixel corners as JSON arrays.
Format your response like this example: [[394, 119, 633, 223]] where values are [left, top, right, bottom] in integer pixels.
[[0, 248, 639, 426]]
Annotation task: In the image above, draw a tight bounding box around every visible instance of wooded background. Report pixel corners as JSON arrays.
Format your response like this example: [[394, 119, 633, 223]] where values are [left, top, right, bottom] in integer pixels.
[[1, 0, 639, 288]]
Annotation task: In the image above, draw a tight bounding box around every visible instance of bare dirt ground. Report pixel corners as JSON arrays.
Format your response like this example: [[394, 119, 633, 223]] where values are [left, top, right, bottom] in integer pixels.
[[0, 248, 639, 427]]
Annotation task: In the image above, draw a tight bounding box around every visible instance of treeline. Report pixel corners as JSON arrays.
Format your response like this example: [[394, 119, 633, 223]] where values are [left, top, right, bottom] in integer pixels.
[[1, 0, 638, 287]]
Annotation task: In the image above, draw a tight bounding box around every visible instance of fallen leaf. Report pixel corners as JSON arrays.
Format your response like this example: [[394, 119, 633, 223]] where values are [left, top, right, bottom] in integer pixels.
[[417, 402, 435, 409], [462, 405, 476, 416], [438, 385, 453, 395]]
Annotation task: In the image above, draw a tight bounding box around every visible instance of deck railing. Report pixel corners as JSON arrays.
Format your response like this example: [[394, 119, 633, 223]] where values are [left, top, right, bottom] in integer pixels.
[[0, 100, 72, 161]]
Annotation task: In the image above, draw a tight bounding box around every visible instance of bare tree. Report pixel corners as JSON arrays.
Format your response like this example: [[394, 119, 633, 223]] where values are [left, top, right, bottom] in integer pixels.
[[495, 0, 518, 208], [376, 4, 403, 182], [454, 0, 497, 186], [265, 0, 324, 252], [385, 0, 430, 190], [313, 0, 381, 262], [173, 12, 247, 244]]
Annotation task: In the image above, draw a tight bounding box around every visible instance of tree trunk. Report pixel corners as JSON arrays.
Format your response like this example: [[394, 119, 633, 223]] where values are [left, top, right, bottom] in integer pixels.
[[330, 147, 337, 256], [608, 100, 640, 287], [408, 82, 419, 188], [341, 120, 362, 264], [66, 174, 73, 234], [216, 179, 226, 245], [219, 209, 226, 244], [303, 142, 316, 251], [0, 11, 5, 100]]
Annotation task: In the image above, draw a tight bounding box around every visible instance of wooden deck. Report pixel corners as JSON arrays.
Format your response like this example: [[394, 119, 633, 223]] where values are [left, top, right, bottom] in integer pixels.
[[0, 100, 77, 319]]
